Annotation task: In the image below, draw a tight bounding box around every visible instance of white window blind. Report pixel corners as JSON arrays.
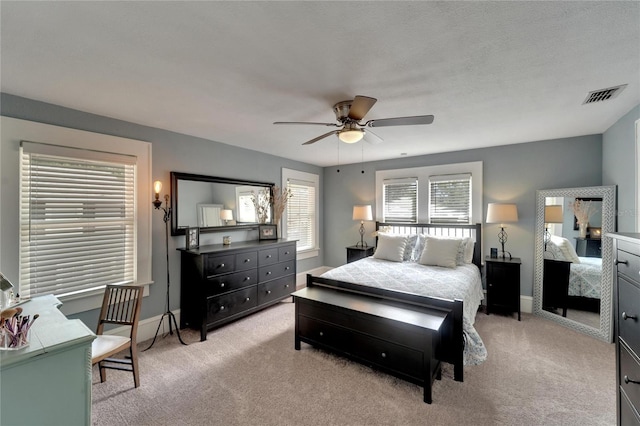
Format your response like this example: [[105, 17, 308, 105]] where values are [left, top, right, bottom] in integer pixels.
[[383, 178, 418, 223], [429, 173, 471, 224], [286, 178, 316, 251], [20, 141, 137, 299]]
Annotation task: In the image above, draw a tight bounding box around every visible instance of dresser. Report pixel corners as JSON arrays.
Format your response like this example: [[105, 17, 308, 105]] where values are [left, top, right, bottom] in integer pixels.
[[612, 233, 640, 425], [485, 256, 521, 321], [575, 237, 602, 258], [1, 295, 95, 426], [179, 239, 297, 341]]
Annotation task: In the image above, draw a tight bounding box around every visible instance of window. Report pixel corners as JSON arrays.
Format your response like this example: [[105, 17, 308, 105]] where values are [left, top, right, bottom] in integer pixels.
[[375, 161, 483, 224], [282, 168, 319, 258], [20, 142, 137, 299], [382, 178, 418, 222], [428, 173, 471, 224]]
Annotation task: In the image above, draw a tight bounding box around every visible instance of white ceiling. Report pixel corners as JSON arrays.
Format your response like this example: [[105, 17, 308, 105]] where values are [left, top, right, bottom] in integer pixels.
[[2, 1, 639, 167]]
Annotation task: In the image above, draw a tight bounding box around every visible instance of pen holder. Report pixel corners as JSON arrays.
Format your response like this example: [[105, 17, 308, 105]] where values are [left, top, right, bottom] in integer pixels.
[[0, 324, 30, 350]]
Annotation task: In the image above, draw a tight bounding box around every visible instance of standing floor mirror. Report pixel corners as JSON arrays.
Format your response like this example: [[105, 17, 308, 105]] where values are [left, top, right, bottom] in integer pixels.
[[533, 185, 616, 342]]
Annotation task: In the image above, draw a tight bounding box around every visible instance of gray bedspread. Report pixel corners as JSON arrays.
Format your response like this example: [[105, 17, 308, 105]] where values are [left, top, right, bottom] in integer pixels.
[[320, 258, 487, 365]]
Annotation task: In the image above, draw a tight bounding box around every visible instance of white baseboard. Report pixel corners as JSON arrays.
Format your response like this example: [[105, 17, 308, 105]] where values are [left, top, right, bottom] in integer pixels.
[[521, 295, 533, 314]]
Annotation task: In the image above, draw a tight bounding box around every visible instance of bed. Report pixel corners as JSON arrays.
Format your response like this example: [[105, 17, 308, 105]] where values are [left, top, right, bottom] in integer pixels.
[[306, 222, 486, 382]]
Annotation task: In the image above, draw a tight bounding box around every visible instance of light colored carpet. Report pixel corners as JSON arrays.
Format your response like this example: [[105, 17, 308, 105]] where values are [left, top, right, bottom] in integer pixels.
[[91, 301, 615, 426]]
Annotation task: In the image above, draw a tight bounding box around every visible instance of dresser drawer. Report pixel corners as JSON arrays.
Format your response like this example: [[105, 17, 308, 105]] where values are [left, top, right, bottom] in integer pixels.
[[279, 244, 296, 262], [205, 269, 258, 296], [258, 260, 295, 282], [235, 251, 258, 272], [258, 248, 279, 266], [349, 330, 424, 379], [205, 254, 235, 277], [297, 315, 352, 351], [258, 276, 295, 305], [619, 276, 640, 356], [617, 249, 640, 284], [206, 286, 257, 324], [621, 388, 640, 426], [620, 343, 640, 416]]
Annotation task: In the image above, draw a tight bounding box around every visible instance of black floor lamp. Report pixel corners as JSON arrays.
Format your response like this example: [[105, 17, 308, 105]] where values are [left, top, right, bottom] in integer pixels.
[[144, 180, 187, 351]]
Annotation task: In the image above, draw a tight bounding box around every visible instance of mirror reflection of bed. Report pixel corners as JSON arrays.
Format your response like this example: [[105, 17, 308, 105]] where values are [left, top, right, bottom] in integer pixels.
[[533, 186, 616, 342]]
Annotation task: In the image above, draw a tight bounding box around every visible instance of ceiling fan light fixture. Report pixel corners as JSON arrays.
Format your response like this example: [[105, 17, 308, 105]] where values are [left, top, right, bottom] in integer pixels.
[[338, 129, 364, 143]]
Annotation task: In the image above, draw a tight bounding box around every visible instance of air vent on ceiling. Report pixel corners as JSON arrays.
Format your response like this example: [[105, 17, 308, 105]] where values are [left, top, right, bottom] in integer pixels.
[[583, 84, 627, 104]]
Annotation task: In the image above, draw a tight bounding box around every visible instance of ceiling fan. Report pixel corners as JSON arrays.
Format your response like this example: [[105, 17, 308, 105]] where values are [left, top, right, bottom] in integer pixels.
[[273, 95, 434, 145]]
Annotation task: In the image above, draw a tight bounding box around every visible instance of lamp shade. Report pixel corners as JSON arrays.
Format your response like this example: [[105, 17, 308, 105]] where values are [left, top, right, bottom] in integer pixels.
[[220, 209, 233, 221], [544, 205, 563, 223], [353, 205, 373, 221], [486, 203, 518, 225]]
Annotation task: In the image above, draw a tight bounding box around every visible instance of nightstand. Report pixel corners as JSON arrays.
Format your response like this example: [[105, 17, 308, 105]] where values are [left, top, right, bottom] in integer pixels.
[[346, 246, 375, 263], [485, 256, 521, 321]]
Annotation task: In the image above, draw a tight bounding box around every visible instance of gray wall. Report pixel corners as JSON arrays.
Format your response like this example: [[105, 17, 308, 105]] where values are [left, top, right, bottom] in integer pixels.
[[322, 136, 604, 298], [0, 93, 324, 329], [603, 104, 640, 232]]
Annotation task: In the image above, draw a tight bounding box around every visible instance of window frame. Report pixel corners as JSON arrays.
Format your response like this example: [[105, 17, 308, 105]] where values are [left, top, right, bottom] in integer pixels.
[[281, 168, 319, 260], [375, 161, 483, 225], [4, 117, 152, 315]]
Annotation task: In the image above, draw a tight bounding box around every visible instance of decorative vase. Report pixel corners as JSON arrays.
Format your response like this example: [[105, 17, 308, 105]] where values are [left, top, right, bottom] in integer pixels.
[[578, 222, 588, 239]]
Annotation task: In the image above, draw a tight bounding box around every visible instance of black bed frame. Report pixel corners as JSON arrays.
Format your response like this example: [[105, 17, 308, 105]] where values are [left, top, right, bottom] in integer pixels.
[[306, 222, 483, 382]]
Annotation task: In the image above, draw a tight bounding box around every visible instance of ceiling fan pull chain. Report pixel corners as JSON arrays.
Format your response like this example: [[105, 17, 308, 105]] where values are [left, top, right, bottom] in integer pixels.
[[361, 142, 365, 174], [336, 139, 340, 173]]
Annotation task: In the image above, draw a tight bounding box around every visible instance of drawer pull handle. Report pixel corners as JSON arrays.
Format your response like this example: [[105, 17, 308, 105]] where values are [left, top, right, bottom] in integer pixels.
[[381, 352, 387, 358], [285, 284, 290, 288], [219, 263, 225, 268], [285, 266, 290, 270], [267, 290, 272, 294], [245, 277, 251, 281], [245, 297, 250, 302], [624, 375, 640, 385], [245, 259, 251, 263], [220, 306, 225, 311], [266, 255, 272, 258], [622, 312, 637, 321], [220, 283, 225, 288], [266, 271, 272, 275], [319, 331, 324, 337], [615, 259, 629, 266], [285, 251, 290, 255]]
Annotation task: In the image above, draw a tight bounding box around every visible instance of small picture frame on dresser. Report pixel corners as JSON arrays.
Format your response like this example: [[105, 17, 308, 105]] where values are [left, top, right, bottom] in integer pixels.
[[259, 224, 277, 240], [185, 226, 199, 249], [589, 227, 602, 239]]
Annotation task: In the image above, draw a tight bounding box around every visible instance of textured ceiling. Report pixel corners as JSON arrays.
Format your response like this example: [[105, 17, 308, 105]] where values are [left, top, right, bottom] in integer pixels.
[[1, 1, 639, 167]]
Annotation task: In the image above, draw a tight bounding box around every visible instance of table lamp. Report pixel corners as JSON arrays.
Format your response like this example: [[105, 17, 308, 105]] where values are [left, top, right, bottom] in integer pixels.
[[486, 203, 518, 259], [544, 205, 563, 250], [353, 205, 373, 248]]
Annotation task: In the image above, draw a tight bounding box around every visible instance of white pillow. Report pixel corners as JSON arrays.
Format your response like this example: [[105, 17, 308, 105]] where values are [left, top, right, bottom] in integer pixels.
[[549, 235, 581, 264], [462, 237, 475, 264], [418, 236, 462, 268], [373, 234, 408, 262], [545, 239, 566, 260]]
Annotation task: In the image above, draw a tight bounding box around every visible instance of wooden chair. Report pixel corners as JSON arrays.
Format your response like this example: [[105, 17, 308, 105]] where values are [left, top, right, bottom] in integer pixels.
[[91, 284, 143, 388]]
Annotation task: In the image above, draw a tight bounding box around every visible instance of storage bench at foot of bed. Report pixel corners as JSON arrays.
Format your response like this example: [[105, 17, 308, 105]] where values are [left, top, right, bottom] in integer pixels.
[[292, 286, 447, 404]]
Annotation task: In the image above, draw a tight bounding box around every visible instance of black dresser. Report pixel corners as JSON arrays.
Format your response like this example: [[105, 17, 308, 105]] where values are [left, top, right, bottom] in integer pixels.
[[612, 233, 640, 425], [179, 239, 297, 341]]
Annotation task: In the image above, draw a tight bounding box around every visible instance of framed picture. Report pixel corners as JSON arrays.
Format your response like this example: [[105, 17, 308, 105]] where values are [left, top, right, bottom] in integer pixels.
[[259, 224, 277, 241], [590, 227, 602, 239], [185, 226, 200, 249]]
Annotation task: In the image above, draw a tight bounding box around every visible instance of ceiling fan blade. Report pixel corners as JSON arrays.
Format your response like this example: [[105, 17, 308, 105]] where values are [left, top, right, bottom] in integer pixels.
[[367, 115, 434, 127], [302, 130, 339, 145], [348, 96, 377, 121], [274, 121, 339, 127], [363, 129, 383, 145]]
